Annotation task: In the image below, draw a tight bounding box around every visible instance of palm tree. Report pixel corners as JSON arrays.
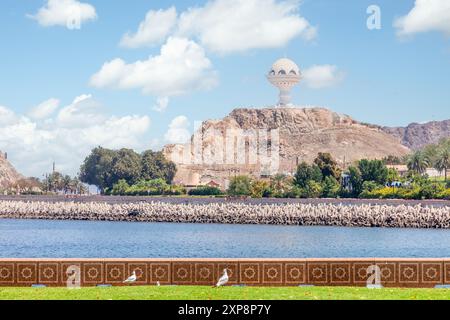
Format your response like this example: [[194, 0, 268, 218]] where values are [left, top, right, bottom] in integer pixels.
[[271, 174, 290, 196], [434, 148, 450, 181], [407, 151, 429, 175]]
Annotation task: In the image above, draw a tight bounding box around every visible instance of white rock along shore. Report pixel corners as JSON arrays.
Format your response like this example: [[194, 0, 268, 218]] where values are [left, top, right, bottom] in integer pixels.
[[0, 200, 450, 229]]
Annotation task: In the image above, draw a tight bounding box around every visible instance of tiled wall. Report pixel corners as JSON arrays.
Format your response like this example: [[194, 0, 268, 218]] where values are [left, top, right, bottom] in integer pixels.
[[0, 259, 449, 288]]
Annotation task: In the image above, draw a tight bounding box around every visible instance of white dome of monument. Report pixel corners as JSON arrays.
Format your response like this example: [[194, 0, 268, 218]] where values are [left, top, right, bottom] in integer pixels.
[[269, 58, 300, 76], [267, 58, 301, 106]]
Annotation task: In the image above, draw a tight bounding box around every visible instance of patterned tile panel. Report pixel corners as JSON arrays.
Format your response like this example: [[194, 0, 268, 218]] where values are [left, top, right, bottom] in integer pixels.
[[0, 259, 448, 288], [285, 263, 306, 285], [216, 262, 239, 285], [149, 262, 171, 285], [82, 262, 104, 285], [38, 262, 60, 285], [172, 262, 193, 285], [0, 263, 15, 285], [128, 263, 148, 285], [307, 262, 328, 285], [16, 263, 37, 284], [239, 262, 261, 285]]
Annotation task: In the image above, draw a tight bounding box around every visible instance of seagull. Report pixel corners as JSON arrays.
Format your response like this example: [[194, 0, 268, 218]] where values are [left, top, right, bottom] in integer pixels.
[[215, 269, 229, 288], [123, 271, 137, 284]]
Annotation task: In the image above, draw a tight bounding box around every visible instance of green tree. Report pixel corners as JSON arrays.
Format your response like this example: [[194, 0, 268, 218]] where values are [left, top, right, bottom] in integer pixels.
[[321, 176, 340, 198], [270, 174, 292, 198], [46, 171, 63, 192], [228, 175, 252, 196], [347, 166, 363, 196], [314, 153, 341, 180], [62, 175, 72, 194], [109, 149, 142, 187], [294, 162, 323, 188], [79, 147, 116, 192], [358, 159, 388, 185], [407, 151, 429, 175], [141, 150, 177, 184], [434, 148, 450, 181], [386, 168, 400, 185]]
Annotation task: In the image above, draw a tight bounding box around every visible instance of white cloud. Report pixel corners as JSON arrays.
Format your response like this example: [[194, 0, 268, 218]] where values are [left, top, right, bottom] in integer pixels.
[[176, 0, 316, 54], [28, 0, 97, 29], [302, 65, 344, 89], [90, 37, 218, 97], [394, 0, 450, 37], [121, 0, 316, 54], [56, 94, 105, 128], [120, 7, 178, 48], [165, 115, 191, 144], [28, 98, 60, 120], [0, 106, 18, 126], [0, 96, 151, 177], [153, 97, 170, 113]]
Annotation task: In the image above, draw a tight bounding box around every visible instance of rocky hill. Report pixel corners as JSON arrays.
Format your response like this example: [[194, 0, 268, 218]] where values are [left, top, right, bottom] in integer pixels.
[[382, 120, 450, 150], [0, 152, 22, 188], [163, 107, 411, 188]]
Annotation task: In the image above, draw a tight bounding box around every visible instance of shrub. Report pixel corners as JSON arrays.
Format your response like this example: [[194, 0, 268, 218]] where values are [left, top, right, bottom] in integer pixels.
[[165, 185, 187, 196], [250, 180, 271, 198], [228, 175, 252, 196], [188, 186, 223, 196], [359, 181, 381, 198], [397, 186, 421, 200], [419, 182, 445, 199], [359, 187, 399, 199], [283, 186, 304, 198], [111, 179, 130, 195], [437, 189, 450, 200]]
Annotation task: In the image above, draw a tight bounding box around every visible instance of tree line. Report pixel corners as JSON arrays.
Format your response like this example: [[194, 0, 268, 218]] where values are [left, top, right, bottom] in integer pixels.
[[222, 140, 450, 200], [79, 147, 177, 194]]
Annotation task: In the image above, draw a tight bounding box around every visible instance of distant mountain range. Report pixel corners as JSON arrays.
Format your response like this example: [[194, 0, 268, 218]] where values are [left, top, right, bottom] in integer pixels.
[[382, 120, 450, 150]]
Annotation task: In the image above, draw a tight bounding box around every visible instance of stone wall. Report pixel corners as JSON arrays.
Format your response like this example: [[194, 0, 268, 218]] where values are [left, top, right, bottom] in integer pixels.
[[0, 258, 449, 288]]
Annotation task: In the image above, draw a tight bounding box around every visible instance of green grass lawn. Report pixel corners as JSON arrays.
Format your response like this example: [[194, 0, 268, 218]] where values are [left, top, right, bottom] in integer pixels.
[[1, 286, 450, 300]]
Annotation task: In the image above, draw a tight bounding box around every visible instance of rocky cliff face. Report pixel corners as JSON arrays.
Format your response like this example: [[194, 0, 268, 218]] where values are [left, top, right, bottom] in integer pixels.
[[382, 120, 450, 150], [0, 152, 22, 188], [163, 107, 411, 188]]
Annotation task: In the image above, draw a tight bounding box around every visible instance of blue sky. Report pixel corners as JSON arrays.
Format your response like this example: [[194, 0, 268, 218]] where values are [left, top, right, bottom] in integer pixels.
[[0, 0, 449, 177]]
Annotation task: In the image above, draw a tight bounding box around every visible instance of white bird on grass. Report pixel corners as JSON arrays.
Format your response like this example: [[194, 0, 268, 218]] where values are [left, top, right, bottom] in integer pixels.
[[215, 269, 229, 288], [123, 271, 137, 284]]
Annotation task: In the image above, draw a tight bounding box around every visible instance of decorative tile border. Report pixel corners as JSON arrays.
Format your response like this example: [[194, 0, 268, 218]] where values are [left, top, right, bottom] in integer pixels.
[[0, 259, 448, 288]]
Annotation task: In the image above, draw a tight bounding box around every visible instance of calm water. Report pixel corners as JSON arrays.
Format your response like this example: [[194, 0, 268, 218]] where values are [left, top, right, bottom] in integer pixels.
[[1, 219, 450, 258]]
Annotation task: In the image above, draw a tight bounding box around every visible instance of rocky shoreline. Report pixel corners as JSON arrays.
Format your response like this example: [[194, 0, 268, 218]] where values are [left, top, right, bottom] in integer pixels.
[[1, 200, 450, 229]]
